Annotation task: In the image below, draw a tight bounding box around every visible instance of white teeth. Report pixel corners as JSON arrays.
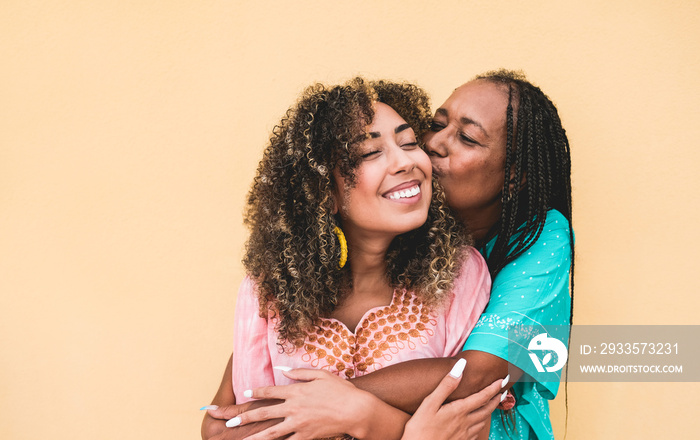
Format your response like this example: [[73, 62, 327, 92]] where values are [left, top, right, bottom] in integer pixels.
[[387, 185, 420, 200]]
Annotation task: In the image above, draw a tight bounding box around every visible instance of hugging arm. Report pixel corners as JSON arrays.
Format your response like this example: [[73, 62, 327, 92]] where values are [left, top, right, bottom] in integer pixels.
[[202, 354, 410, 440], [365, 211, 574, 414], [350, 350, 521, 414], [202, 353, 507, 440], [402, 359, 506, 440], [202, 355, 285, 440], [237, 368, 410, 440], [200, 355, 240, 439]]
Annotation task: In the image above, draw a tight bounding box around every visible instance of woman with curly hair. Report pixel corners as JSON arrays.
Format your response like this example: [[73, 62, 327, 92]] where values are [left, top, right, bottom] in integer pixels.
[[203, 70, 573, 440], [202, 77, 504, 439]]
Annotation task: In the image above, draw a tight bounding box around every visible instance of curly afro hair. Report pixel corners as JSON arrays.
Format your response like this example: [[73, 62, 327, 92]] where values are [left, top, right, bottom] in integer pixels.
[[243, 77, 471, 349]]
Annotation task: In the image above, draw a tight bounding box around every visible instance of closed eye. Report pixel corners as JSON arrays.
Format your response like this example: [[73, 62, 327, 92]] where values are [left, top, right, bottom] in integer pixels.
[[429, 121, 445, 132], [459, 132, 479, 145], [401, 142, 419, 149], [361, 150, 381, 159]]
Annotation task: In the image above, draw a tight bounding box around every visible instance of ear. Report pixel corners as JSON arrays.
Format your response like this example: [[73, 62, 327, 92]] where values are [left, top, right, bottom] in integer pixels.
[[331, 198, 339, 215], [330, 189, 339, 215]]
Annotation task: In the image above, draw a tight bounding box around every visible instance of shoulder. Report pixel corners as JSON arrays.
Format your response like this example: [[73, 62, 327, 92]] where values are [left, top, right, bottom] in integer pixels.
[[542, 209, 571, 234], [235, 275, 263, 311], [238, 275, 258, 296], [450, 246, 491, 302], [516, 209, 571, 261], [492, 209, 572, 287], [456, 246, 489, 279]]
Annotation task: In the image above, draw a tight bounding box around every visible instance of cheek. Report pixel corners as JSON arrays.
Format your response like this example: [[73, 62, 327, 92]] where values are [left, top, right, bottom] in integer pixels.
[[485, 154, 507, 188], [450, 156, 485, 185], [338, 168, 376, 217], [446, 156, 504, 203], [415, 151, 433, 180], [483, 161, 506, 189], [459, 151, 504, 186]]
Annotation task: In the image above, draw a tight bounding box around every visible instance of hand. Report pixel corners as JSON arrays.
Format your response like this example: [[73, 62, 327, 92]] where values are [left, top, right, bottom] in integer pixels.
[[229, 368, 375, 440], [204, 401, 291, 440], [201, 402, 252, 439], [401, 359, 506, 440]]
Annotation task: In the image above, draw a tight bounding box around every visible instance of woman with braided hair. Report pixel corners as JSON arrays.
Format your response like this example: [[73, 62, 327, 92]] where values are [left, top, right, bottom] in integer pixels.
[[385, 69, 574, 439], [204, 70, 573, 440], [349, 70, 574, 439]]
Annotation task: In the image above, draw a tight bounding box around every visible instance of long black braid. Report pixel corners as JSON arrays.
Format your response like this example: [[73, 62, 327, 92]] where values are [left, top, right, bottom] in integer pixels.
[[478, 70, 573, 284], [477, 69, 574, 437]]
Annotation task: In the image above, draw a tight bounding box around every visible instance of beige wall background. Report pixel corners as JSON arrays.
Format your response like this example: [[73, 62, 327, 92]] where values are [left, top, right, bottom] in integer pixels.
[[2, 1, 698, 438]]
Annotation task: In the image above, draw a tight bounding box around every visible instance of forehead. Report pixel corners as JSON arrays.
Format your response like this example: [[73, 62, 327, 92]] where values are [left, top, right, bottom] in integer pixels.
[[441, 80, 509, 130], [369, 102, 408, 130]]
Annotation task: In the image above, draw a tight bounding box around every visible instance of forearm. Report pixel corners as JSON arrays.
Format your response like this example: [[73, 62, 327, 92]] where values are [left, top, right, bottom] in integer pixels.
[[351, 391, 410, 440], [350, 357, 452, 413], [350, 351, 521, 413], [202, 355, 236, 439], [212, 354, 235, 405], [202, 354, 284, 440]]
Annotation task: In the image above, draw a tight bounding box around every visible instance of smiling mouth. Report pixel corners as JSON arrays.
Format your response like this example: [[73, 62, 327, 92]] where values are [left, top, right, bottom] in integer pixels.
[[385, 184, 421, 200]]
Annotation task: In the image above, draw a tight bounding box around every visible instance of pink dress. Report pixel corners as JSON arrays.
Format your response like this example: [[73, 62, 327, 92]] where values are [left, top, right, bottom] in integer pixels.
[[232, 247, 491, 402]]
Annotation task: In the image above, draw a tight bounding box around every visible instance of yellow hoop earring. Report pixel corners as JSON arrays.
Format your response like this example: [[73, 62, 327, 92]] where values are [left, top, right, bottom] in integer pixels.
[[333, 226, 348, 269]]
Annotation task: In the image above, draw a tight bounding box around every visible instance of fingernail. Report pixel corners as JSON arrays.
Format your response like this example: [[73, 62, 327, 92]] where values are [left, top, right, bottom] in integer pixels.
[[448, 358, 467, 378], [226, 416, 242, 428], [501, 374, 510, 388], [200, 405, 218, 410], [274, 365, 292, 372], [243, 389, 253, 398], [500, 390, 508, 402]]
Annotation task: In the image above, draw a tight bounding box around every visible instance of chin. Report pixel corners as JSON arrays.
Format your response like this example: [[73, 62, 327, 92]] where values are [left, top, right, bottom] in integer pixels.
[[397, 217, 429, 235]]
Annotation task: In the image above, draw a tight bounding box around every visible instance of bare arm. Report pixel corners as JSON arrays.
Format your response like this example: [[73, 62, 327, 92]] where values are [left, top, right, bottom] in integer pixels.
[[201, 355, 237, 439], [350, 350, 521, 413], [203, 352, 512, 439], [401, 359, 505, 440], [202, 354, 283, 440], [203, 354, 409, 440], [238, 369, 410, 440]]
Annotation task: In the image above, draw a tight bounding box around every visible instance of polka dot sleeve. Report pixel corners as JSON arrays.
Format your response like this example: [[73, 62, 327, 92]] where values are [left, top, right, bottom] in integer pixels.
[[462, 209, 572, 399]]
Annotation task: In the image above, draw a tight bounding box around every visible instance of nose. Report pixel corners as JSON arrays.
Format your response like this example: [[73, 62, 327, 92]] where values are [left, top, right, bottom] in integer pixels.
[[425, 130, 447, 158], [388, 145, 416, 174]]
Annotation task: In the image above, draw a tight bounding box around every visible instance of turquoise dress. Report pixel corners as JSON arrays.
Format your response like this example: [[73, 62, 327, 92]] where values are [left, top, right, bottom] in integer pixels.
[[463, 209, 572, 439]]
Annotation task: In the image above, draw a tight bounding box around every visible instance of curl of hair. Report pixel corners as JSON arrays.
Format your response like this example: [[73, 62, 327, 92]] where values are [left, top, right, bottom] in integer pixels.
[[243, 77, 470, 350]]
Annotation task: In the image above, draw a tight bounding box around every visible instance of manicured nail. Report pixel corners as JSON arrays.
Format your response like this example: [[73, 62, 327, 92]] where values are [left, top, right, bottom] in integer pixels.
[[200, 405, 218, 410], [501, 374, 510, 388], [500, 390, 508, 402], [243, 389, 253, 398], [448, 358, 467, 378], [226, 416, 242, 428], [274, 366, 292, 372]]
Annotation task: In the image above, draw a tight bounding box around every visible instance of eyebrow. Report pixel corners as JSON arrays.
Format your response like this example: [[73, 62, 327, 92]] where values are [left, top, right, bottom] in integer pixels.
[[395, 123, 411, 134], [435, 108, 488, 137], [368, 123, 412, 138]]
